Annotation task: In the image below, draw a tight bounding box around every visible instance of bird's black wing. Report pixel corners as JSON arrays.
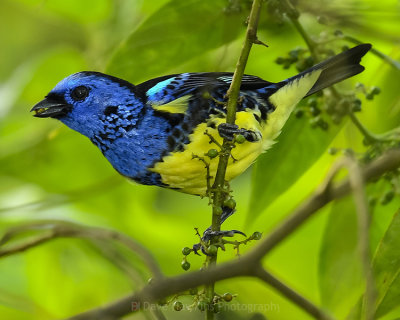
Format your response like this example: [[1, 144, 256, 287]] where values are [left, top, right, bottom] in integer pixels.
[[135, 72, 274, 106]]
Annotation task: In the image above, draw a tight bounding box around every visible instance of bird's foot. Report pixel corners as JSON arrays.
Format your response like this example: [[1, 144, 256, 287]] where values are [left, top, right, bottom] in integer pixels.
[[192, 228, 246, 255], [218, 123, 261, 142]]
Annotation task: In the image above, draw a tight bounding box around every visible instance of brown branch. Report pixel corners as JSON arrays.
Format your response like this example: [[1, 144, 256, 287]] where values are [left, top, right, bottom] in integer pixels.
[[66, 259, 249, 320], [0, 220, 162, 278], [253, 266, 334, 320], [0, 231, 56, 257], [64, 149, 400, 320]]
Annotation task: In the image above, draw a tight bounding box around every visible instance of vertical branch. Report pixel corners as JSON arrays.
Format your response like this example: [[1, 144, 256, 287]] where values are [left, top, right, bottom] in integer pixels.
[[344, 157, 376, 320], [211, 0, 263, 219], [205, 0, 264, 318], [280, 0, 318, 59]]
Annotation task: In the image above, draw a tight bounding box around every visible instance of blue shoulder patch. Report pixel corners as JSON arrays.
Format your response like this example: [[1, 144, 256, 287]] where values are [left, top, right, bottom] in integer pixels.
[[146, 77, 175, 102], [146, 73, 193, 104]]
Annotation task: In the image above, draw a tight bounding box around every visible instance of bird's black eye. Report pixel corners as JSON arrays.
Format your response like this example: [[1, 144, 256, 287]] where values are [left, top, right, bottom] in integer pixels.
[[71, 86, 90, 101]]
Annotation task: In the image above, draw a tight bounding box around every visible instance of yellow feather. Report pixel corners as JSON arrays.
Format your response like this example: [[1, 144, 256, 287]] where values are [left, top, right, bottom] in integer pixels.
[[263, 70, 322, 147], [152, 95, 190, 114]]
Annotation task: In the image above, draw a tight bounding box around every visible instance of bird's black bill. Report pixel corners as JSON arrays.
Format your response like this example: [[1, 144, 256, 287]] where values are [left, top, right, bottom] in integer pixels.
[[31, 98, 71, 118]]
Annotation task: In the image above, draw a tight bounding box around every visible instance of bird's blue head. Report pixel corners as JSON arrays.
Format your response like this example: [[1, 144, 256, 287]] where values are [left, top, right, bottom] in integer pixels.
[[31, 72, 143, 138]]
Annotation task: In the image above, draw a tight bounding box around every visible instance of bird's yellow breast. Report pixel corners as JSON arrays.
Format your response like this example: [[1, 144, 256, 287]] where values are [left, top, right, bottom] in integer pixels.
[[151, 111, 268, 195]]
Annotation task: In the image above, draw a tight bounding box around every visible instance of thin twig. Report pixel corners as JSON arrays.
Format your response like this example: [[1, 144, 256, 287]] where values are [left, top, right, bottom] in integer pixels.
[[281, 0, 318, 59], [0, 220, 162, 278], [211, 0, 264, 229], [205, 0, 264, 318], [348, 112, 388, 143], [0, 231, 56, 257]]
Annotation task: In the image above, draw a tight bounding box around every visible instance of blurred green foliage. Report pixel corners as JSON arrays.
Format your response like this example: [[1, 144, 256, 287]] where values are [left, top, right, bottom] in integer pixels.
[[0, 0, 399, 319]]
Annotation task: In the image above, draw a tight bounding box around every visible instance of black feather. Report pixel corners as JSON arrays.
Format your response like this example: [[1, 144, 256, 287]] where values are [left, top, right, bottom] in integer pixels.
[[287, 44, 372, 97]]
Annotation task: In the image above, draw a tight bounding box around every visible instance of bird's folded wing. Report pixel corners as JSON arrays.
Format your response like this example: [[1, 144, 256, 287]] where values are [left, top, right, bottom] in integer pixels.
[[136, 72, 274, 113]]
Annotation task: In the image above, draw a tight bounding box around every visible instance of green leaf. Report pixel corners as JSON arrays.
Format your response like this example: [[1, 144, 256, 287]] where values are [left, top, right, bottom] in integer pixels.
[[247, 114, 340, 220], [373, 210, 400, 318], [344, 181, 400, 320], [106, 0, 246, 83], [318, 197, 364, 319]]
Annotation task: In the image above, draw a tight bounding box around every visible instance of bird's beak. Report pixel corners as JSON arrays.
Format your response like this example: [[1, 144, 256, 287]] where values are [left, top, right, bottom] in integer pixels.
[[31, 98, 72, 118]]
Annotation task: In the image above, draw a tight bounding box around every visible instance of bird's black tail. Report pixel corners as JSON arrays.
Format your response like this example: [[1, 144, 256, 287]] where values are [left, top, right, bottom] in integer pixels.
[[296, 43, 372, 97], [263, 44, 371, 143]]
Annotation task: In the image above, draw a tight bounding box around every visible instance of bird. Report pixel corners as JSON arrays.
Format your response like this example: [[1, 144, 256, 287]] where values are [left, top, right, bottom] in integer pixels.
[[31, 44, 371, 233]]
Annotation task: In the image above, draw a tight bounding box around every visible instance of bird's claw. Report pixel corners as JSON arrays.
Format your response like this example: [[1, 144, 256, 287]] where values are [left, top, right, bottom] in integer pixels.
[[217, 123, 261, 142], [192, 229, 247, 255], [202, 229, 246, 242], [192, 243, 203, 256]]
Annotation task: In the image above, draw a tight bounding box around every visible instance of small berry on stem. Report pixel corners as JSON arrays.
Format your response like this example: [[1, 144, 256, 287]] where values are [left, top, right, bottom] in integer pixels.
[[252, 231, 262, 240], [223, 198, 236, 209], [182, 247, 191, 256], [181, 260, 191, 271], [208, 245, 218, 256], [207, 149, 219, 159], [223, 292, 233, 302], [235, 134, 246, 144], [174, 301, 183, 311]]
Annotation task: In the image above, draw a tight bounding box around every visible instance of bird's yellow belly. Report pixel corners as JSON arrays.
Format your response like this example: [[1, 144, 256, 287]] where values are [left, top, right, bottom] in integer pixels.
[[151, 111, 271, 195]]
